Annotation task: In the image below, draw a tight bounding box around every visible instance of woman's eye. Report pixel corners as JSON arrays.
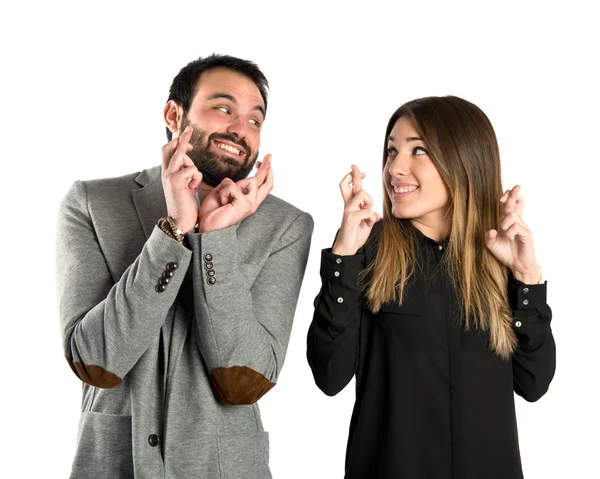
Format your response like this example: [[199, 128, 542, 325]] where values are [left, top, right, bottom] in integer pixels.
[[387, 147, 397, 157], [413, 146, 429, 156]]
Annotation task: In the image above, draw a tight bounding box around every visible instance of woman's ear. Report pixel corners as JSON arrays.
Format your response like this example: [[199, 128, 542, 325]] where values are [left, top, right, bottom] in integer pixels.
[[164, 100, 184, 138]]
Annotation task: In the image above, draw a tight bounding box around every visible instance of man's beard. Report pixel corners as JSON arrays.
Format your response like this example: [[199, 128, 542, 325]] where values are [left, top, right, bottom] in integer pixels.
[[180, 119, 258, 187]]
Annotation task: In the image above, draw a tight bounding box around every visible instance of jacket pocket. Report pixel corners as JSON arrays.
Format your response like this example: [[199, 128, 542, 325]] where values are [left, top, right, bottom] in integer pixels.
[[70, 411, 133, 479], [217, 431, 271, 479]]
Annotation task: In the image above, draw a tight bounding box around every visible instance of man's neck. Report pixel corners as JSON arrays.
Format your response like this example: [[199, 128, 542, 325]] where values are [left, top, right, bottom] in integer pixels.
[[196, 182, 215, 202]]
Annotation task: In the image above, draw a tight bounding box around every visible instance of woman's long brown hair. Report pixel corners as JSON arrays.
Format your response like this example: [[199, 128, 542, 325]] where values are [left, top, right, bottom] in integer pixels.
[[361, 96, 517, 359]]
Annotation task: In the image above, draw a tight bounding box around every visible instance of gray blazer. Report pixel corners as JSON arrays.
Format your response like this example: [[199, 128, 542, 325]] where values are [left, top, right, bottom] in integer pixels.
[[56, 165, 313, 479]]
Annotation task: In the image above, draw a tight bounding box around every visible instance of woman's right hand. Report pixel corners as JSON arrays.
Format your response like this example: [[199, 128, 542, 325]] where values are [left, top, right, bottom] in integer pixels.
[[332, 165, 381, 256]]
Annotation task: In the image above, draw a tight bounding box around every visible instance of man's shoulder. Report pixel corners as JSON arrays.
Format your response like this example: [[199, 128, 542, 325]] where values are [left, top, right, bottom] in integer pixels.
[[259, 194, 313, 225], [82, 166, 159, 194], [62, 166, 160, 205], [239, 193, 313, 240]]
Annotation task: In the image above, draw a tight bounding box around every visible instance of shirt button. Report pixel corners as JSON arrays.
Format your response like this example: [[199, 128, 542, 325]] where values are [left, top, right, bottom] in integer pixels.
[[334, 271, 340, 277], [336, 258, 342, 264], [166, 262, 178, 271], [515, 321, 522, 328], [337, 297, 344, 303], [523, 287, 529, 294], [148, 434, 160, 447], [523, 299, 529, 306], [204, 254, 213, 262], [438, 245, 443, 251]]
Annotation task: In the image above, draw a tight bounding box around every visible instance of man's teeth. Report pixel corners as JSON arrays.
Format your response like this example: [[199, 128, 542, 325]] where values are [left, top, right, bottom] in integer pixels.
[[394, 185, 418, 193], [217, 143, 240, 155]]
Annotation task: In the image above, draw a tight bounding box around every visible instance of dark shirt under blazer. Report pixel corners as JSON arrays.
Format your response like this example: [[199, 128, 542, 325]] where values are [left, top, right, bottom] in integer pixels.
[[307, 223, 555, 479]]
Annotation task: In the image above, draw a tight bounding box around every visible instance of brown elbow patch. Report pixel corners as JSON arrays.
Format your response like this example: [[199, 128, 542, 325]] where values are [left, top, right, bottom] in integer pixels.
[[65, 356, 122, 388], [210, 366, 275, 405]]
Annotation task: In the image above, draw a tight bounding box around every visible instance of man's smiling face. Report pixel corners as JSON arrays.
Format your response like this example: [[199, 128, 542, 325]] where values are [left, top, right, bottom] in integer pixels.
[[180, 67, 266, 186]]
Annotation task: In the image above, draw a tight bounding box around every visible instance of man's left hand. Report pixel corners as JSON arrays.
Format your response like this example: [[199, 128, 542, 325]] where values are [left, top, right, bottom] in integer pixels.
[[198, 154, 273, 233]]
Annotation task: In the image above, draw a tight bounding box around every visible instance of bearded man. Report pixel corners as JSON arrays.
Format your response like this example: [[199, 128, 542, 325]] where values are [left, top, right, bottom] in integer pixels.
[[56, 54, 313, 479]]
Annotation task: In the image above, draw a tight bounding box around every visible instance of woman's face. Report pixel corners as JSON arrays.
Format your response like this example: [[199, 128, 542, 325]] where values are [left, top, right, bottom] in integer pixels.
[[383, 117, 450, 238]]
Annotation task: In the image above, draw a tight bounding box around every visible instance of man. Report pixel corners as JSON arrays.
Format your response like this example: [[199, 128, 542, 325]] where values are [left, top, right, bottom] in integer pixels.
[[56, 54, 313, 479]]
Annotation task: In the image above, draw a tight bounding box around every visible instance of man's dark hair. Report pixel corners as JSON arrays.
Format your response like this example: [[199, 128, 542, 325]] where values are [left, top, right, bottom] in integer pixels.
[[166, 54, 269, 141]]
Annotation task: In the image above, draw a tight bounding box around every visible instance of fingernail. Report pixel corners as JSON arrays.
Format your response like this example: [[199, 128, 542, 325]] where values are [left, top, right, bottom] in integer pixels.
[[184, 125, 191, 133]]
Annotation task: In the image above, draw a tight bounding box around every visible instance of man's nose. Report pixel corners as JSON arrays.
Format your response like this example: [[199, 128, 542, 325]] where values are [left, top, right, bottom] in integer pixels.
[[226, 116, 248, 140]]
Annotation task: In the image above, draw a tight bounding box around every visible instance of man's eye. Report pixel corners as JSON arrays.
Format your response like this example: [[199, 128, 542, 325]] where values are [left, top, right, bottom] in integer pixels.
[[387, 146, 397, 157], [413, 146, 429, 156], [216, 106, 230, 114], [248, 119, 261, 127]]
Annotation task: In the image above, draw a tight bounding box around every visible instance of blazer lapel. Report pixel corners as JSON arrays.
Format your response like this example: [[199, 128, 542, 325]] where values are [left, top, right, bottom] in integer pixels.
[[132, 165, 193, 390], [132, 166, 167, 240]]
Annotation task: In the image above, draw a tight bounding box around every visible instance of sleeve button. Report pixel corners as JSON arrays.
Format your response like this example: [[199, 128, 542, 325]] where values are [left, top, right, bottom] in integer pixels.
[[207, 277, 217, 285], [207, 270, 216, 277], [155, 284, 166, 293], [166, 262, 178, 271], [204, 254, 213, 262], [204, 262, 214, 270], [163, 270, 174, 279]]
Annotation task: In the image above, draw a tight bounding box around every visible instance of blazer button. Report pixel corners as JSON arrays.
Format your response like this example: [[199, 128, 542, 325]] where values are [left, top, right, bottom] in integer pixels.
[[207, 277, 217, 285], [148, 434, 160, 447], [155, 284, 166, 293], [204, 254, 213, 262], [166, 262, 178, 271]]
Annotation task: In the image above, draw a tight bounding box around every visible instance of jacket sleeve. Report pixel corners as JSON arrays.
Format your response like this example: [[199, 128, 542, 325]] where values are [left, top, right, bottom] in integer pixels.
[[509, 274, 556, 402], [307, 248, 366, 396], [187, 212, 313, 405], [56, 181, 192, 388]]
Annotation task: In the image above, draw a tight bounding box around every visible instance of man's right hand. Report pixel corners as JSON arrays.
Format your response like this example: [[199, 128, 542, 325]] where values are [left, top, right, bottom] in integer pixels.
[[161, 125, 203, 234]]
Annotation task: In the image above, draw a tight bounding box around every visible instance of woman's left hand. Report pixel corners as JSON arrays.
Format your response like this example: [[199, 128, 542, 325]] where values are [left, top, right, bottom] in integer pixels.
[[485, 185, 542, 284]]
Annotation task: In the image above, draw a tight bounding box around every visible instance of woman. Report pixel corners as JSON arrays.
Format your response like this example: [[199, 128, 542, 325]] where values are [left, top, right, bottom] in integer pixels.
[[307, 96, 555, 479]]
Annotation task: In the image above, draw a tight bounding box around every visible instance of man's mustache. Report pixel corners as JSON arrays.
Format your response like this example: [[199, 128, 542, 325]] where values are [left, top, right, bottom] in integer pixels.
[[207, 132, 250, 157]]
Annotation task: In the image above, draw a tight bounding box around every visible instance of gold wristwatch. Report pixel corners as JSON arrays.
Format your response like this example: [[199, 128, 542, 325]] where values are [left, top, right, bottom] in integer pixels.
[[157, 216, 187, 246]]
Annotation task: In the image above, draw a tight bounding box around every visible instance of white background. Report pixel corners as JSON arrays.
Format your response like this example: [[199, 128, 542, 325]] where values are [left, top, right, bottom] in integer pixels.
[[2, 0, 599, 477]]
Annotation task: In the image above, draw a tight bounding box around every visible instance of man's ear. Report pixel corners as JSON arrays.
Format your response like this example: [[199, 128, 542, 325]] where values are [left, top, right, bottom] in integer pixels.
[[164, 100, 184, 138]]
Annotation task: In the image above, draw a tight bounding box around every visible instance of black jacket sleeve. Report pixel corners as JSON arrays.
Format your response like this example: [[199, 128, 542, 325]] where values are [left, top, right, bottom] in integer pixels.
[[509, 274, 556, 402], [307, 248, 366, 396]]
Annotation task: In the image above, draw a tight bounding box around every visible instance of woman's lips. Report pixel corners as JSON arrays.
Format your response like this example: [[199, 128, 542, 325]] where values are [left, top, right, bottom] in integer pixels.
[[391, 185, 418, 199]]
